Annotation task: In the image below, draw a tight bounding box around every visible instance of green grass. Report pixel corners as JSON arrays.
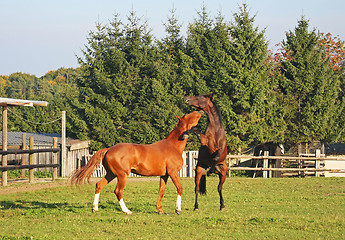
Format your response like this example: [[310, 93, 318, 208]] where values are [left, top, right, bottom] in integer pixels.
[[1, 177, 345, 239], [0, 170, 52, 179]]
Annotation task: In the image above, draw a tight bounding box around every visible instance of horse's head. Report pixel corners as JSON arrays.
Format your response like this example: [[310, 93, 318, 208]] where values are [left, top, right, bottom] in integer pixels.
[[184, 94, 213, 111], [175, 111, 203, 135]]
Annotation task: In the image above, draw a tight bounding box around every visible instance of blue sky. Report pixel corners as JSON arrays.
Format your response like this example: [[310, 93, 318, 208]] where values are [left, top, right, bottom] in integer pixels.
[[1, 0, 345, 77]]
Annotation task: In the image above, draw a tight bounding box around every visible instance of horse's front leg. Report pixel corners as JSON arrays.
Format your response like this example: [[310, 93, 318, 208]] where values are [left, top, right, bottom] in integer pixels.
[[169, 172, 183, 214], [156, 175, 169, 214]]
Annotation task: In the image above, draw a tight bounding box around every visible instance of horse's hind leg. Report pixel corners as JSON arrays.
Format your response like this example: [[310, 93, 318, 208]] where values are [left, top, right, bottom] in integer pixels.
[[194, 168, 202, 211], [93, 172, 116, 212], [114, 174, 132, 215], [217, 166, 227, 210]]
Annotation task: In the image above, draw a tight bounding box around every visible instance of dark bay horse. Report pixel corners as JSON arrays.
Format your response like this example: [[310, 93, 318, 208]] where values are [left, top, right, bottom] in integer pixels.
[[70, 111, 203, 215], [184, 94, 227, 211]]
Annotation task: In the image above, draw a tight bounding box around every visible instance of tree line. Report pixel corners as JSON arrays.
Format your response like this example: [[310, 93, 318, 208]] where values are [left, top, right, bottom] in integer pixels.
[[1, 4, 344, 152]]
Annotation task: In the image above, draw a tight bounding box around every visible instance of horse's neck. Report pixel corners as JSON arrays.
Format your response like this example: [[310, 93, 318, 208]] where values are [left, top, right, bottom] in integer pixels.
[[205, 104, 226, 152], [165, 128, 187, 153], [206, 105, 221, 130]]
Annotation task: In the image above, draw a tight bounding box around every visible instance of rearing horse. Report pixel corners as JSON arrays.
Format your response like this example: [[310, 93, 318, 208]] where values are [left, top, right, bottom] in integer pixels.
[[70, 111, 203, 215], [184, 94, 228, 211]]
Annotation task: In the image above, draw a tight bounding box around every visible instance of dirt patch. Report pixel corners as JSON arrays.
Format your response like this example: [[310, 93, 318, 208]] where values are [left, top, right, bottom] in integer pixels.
[[0, 177, 160, 195]]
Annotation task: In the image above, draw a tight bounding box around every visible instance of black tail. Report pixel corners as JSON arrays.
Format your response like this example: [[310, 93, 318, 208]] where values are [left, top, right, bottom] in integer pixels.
[[199, 175, 207, 195]]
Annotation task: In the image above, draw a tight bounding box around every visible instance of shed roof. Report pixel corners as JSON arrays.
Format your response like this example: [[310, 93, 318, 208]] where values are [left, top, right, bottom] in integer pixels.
[[0, 131, 61, 146], [1, 132, 90, 151], [324, 143, 345, 155], [0, 97, 48, 107]]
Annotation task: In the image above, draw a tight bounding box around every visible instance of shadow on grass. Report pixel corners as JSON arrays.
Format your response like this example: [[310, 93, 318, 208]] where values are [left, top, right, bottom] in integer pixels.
[[99, 200, 158, 214], [1, 197, 179, 215], [0, 200, 84, 212]]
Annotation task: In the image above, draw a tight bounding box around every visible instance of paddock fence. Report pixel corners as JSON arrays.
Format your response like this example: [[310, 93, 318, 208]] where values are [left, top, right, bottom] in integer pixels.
[[82, 150, 345, 178], [228, 150, 345, 178], [0, 136, 60, 186]]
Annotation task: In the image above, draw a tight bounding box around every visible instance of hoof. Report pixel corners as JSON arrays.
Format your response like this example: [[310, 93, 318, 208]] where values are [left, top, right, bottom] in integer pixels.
[[175, 209, 181, 215], [220, 207, 225, 211], [194, 208, 199, 211], [157, 208, 164, 215], [92, 208, 98, 213], [125, 210, 133, 215]]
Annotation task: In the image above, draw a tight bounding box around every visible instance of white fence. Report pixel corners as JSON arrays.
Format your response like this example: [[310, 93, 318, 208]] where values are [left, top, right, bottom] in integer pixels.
[[84, 151, 199, 178]]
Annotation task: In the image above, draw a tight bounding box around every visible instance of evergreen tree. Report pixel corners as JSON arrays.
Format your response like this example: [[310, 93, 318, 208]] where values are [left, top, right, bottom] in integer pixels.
[[76, 11, 185, 149], [185, 6, 214, 95], [225, 3, 286, 150], [77, 18, 129, 148], [278, 16, 342, 143], [318, 33, 345, 142], [184, 7, 234, 148], [156, 7, 201, 149], [184, 4, 282, 152]]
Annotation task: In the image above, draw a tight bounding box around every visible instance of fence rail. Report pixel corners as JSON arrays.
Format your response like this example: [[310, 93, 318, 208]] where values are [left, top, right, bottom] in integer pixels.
[[0, 148, 60, 155], [1, 137, 60, 186], [227, 152, 345, 178], [79, 150, 345, 179], [227, 154, 345, 161]]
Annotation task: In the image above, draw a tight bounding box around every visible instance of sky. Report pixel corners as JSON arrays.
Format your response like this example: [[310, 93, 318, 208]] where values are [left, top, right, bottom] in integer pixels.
[[1, 0, 345, 77]]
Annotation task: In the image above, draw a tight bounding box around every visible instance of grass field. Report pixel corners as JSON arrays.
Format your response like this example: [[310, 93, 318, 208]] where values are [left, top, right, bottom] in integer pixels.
[[1, 177, 345, 239]]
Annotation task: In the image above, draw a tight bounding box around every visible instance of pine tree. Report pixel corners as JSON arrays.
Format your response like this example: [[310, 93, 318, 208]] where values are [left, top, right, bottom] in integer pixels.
[[225, 4, 282, 151], [77, 17, 129, 148], [278, 16, 342, 143], [185, 5, 214, 95]]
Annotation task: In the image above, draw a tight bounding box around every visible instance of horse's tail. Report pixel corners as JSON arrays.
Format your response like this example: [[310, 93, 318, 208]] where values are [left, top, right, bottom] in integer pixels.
[[70, 148, 109, 185], [199, 175, 207, 195]]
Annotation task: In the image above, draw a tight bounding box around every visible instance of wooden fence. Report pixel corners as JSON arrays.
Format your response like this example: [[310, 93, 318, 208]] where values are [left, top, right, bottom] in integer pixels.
[[0, 137, 60, 186], [227, 150, 345, 178], [76, 150, 345, 179]]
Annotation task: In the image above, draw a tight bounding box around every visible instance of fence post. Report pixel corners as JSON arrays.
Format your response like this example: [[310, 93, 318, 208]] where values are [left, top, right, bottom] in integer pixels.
[[29, 137, 34, 183], [61, 111, 66, 177], [20, 133, 26, 178], [315, 149, 321, 177], [188, 151, 193, 177], [263, 151, 269, 178], [180, 152, 186, 177], [53, 137, 58, 180], [228, 156, 231, 177], [1, 105, 8, 186]]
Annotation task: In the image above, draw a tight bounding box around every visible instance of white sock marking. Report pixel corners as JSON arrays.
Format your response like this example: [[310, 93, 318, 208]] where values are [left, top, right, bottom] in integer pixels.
[[93, 193, 100, 211], [119, 198, 132, 214], [176, 195, 182, 211]]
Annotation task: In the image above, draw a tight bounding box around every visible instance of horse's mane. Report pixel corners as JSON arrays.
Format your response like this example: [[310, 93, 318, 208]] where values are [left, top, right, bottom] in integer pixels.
[[212, 101, 223, 124], [202, 94, 223, 125]]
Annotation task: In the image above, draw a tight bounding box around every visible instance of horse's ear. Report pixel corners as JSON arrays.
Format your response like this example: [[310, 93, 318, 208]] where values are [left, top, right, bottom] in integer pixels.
[[207, 93, 213, 99], [175, 115, 182, 121]]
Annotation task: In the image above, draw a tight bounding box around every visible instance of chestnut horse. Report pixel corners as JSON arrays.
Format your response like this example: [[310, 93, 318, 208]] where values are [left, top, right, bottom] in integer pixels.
[[184, 94, 227, 211], [70, 111, 203, 215]]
